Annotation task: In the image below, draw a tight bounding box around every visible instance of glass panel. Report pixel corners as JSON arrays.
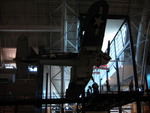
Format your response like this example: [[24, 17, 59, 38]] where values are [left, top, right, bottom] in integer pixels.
[[147, 74, 150, 89], [115, 31, 124, 57], [119, 46, 134, 91], [108, 66, 117, 91], [85, 20, 137, 93]]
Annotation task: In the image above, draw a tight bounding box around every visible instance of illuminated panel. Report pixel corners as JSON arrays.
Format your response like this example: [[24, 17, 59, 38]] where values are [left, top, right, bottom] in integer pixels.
[[147, 74, 150, 89]]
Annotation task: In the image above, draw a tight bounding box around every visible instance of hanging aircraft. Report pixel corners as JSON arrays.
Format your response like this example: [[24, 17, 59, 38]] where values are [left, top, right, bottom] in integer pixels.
[[15, 0, 111, 99], [66, 0, 110, 99]]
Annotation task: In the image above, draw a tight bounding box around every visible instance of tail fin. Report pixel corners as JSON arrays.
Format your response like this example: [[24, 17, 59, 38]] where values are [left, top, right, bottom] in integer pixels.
[[16, 35, 30, 59], [16, 35, 30, 79]]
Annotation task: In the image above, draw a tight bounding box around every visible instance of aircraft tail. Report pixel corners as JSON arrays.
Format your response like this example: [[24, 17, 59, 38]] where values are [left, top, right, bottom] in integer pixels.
[[16, 35, 30, 59], [15, 35, 37, 79]]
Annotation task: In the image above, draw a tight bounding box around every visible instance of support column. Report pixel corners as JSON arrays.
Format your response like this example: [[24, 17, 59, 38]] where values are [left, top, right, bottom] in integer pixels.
[[114, 38, 120, 92], [45, 73, 49, 113], [0, 37, 2, 67], [127, 18, 139, 90], [36, 65, 43, 98], [61, 66, 65, 113], [49, 66, 52, 113], [136, 101, 141, 113], [75, 21, 79, 52], [61, 67, 65, 98], [100, 78, 102, 93], [61, 0, 67, 52], [107, 109, 110, 113], [106, 70, 110, 92], [119, 106, 122, 113], [35, 65, 43, 113], [14, 106, 18, 113], [61, 0, 67, 112], [81, 90, 85, 113]]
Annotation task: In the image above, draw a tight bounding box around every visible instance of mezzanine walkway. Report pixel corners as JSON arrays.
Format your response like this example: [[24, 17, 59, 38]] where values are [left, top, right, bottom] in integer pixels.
[[0, 91, 146, 111]]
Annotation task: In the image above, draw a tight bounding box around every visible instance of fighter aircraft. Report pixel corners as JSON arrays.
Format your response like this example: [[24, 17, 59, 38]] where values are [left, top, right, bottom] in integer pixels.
[[15, 0, 111, 99], [66, 0, 110, 99]]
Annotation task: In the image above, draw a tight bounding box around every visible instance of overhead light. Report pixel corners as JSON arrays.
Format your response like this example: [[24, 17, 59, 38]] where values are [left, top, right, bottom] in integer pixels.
[[82, 31, 85, 35], [28, 66, 37, 72]]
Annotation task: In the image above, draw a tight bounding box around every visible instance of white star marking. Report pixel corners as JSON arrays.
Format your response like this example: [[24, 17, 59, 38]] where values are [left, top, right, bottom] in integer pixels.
[[93, 16, 104, 35], [93, 16, 104, 27]]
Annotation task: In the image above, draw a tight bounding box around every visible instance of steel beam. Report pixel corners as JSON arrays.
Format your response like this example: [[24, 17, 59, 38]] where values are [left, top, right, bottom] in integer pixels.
[[114, 35, 120, 92], [127, 18, 139, 91], [0, 25, 61, 32]]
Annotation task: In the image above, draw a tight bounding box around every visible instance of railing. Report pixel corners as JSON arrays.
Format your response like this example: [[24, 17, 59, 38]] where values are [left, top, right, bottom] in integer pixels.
[[0, 91, 63, 100], [85, 84, 144, 97]]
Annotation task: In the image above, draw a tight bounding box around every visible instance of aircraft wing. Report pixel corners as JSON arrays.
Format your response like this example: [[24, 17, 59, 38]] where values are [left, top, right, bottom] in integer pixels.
[[81, 0, 109, 47]]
